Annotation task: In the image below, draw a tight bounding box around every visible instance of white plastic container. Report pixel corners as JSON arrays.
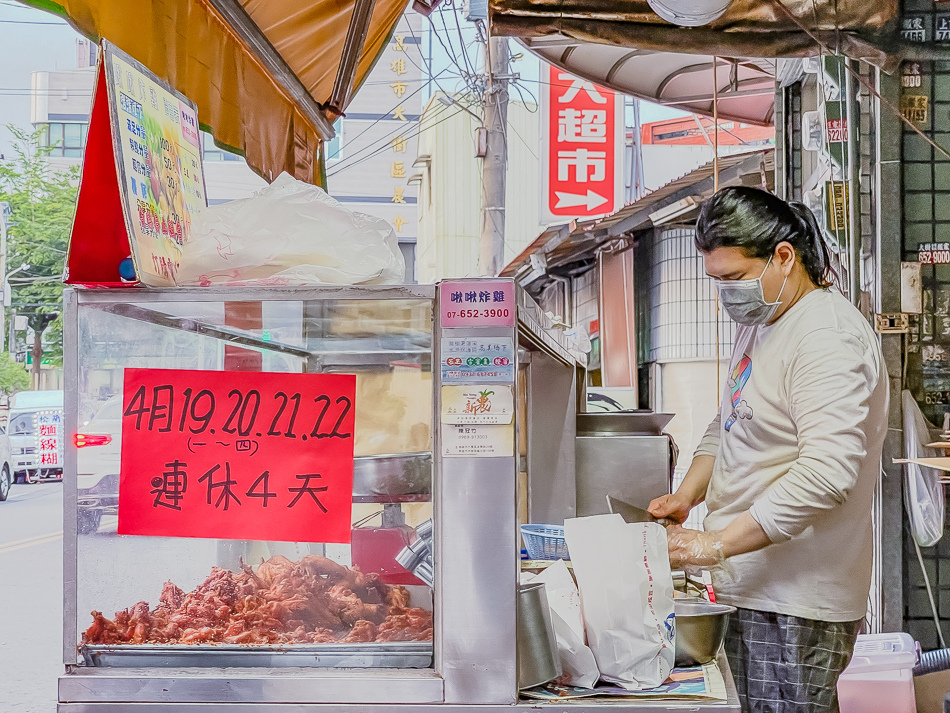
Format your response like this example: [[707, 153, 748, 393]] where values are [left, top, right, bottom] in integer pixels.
[[837, 632, 917, 713]]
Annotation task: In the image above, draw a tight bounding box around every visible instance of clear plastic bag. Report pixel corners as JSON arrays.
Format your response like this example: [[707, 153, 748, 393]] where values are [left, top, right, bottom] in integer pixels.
[[902, 390, 945, 547], [176, 173, 405, 286]]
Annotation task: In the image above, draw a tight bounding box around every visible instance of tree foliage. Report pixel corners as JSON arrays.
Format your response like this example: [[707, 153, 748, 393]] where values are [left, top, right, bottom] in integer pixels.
[[0, 351, 31, 396], [0, 125, 79, 367]]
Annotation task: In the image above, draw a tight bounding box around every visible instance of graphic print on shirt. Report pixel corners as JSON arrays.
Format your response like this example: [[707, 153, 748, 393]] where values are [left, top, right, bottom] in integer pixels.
[[724, 354, 754, 432]]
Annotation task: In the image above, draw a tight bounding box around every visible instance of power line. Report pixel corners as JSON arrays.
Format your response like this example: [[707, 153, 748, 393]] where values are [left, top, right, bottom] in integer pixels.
[[327, 104, 465, 178], [329, 91, 482, 176], [327, 100, 457, 177], [331, 65, 457, 163]]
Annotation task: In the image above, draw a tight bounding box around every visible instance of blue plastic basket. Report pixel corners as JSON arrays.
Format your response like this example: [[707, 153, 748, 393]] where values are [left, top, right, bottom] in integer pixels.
[[520, 524, 570, 560]]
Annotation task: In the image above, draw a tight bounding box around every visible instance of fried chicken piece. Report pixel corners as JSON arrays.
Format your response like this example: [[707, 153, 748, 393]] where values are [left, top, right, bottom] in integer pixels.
[[303, 628, 338, 644], [386, 585, 411, 610], [84, 555, 419, 647], [256, 555, 297, 587], [83, 611, 126, 644], [157, 581, 185, 611], [375, 607, 434, 642], [342, 620, 378, 643], [127, 601, 152, 644], [180, 627, 217, 643]]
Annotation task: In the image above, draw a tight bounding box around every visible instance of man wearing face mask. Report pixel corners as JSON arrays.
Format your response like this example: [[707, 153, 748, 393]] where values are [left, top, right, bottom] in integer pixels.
[[648, 187, 888, 713]]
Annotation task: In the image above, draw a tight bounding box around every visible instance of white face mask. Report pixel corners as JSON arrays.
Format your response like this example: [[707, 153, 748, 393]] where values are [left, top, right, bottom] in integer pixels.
[[714, 255, 788, 326]]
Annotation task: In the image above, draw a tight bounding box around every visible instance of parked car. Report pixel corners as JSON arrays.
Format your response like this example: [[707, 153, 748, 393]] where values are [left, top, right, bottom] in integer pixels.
[[75, 395, 121, 534], [9, 390, 64, 484], [0, 422, 14, 502]]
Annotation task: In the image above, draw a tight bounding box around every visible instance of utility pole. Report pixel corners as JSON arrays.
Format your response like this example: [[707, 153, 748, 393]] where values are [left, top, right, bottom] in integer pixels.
[[478, 35, 510, 276], [0, 202, 9, 353]]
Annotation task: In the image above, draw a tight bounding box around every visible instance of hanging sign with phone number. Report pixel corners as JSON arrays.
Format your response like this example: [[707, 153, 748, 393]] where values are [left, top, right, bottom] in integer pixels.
[[440, 279, 516, 328], [919, 242, 950, 265], [117, 369, 356, 543]]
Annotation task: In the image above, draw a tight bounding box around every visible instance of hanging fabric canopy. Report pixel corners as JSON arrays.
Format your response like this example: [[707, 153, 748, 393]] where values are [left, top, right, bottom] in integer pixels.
[[21, 0, 423, 186], [524, 39, 775, 125], [500, 0, 902, 127], [493, 0, 901, 75]]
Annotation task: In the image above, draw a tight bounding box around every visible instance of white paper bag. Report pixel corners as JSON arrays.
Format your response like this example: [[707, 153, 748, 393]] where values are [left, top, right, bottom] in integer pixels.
[[564, 514, 675, 690], [534, 560, 600, 688]]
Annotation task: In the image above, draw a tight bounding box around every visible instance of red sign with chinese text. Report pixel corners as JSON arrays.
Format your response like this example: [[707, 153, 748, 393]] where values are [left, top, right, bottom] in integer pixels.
[[542, 65, 621, 221], [117, 369, 356, 543]]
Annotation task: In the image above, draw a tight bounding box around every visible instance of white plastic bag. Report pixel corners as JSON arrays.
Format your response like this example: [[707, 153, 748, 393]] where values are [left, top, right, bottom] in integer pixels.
[[533, 560, 600, 688], [902, 390, 945, 547], [176, 172, 405, 286], [564, 514, 675, 690]]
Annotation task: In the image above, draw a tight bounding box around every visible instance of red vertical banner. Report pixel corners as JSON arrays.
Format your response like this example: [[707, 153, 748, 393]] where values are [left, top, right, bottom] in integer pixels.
[[117, 369, 356, 543], [541, 65, 622, 222]]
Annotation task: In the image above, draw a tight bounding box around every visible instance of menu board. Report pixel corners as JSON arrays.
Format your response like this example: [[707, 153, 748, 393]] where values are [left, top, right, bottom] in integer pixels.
[[105, 42, 206, 286], [66, 40, 208, 288]]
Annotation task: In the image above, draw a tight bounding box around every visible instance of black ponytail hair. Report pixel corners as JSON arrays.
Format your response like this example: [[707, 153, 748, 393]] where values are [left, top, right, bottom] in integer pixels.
[[694, 186, 836, 288]]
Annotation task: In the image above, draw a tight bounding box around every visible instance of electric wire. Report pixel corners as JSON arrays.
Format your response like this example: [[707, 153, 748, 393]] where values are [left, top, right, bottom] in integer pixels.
[[328, 66, 458, 166], [326, 104, 464, 178], [325, 99, 457, 175]]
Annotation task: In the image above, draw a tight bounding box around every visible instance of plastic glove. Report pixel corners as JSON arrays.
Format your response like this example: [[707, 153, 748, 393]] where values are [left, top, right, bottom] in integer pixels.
[[666, 525, 727, 570]]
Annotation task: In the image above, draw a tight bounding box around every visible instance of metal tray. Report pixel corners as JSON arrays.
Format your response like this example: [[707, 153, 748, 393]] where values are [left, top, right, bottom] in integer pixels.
[[80, 641, 433, 668]]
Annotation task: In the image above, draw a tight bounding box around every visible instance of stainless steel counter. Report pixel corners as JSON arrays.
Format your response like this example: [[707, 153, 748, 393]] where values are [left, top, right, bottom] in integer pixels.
[[57, 654, 739, 711]]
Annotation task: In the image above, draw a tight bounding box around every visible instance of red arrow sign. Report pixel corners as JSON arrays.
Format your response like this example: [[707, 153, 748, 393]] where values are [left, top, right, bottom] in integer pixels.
[[542, 65, 621, 221]]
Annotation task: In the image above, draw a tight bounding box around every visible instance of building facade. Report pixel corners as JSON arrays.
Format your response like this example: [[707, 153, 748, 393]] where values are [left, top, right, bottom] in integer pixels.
[[414, 93, 547, 283], [324, 13, 425, 282]]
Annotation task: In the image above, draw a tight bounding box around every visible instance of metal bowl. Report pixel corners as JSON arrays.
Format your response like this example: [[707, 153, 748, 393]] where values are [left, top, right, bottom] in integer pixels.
[[351, 452, 432, 496], [674, 599, 736, 666]]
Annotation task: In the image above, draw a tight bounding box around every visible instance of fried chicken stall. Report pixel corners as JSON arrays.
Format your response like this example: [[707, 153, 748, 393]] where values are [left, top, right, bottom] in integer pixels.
[[60, 283, 738, 712]]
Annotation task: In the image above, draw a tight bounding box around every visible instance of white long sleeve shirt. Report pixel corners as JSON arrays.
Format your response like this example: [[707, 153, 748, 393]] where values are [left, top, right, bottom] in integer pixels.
[[696, 288, 888, 622]]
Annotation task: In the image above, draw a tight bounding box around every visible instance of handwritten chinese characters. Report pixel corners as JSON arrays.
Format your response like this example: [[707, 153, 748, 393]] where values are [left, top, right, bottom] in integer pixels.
[[118, 369, 356, 543]]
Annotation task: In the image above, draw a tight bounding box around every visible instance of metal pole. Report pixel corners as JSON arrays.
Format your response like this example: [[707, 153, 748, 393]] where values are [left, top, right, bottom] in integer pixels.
[[844, 59, 862, 307], [713, 57, 720, 193], [0, 204, 7, 353], [478, 35, 510, 276]]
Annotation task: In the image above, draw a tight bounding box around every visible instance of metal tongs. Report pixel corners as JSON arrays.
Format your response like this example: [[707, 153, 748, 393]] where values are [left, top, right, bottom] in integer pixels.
[[606, 494, 675, 528]]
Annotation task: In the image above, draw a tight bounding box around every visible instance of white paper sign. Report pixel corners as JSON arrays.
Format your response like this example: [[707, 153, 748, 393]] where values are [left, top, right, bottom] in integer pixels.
[[441, 423, 514, 457], [441, 385, 514, 424]]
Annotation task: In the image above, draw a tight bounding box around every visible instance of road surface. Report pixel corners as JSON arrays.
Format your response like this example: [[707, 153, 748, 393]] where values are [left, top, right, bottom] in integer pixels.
[[0, 481, 63, 712]]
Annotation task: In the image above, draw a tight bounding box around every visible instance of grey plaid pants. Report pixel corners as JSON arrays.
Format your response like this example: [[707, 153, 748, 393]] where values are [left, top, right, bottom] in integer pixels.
[[724, 607, 861, 713]]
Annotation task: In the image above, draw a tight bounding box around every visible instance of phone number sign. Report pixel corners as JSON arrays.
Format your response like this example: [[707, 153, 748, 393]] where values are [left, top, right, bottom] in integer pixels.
[[440, 279, 515, 328], [117, 368, 356, 543]]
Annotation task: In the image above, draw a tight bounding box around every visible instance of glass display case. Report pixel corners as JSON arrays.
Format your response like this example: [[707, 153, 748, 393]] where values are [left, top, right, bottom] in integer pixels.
[[60, 283, 736, 712], [68, 286, 435, 670]]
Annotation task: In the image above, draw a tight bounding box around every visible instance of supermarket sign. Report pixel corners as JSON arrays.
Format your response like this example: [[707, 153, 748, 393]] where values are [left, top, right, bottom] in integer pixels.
[[540, 64, 623, 223], [117, 369, 356, 543]]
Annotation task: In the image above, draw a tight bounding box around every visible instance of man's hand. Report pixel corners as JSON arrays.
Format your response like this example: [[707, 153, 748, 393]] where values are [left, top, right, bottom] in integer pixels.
[[648, 491, 693, 524]]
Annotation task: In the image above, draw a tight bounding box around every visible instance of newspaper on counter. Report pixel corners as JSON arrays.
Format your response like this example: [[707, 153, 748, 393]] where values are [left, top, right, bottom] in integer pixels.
[[520, 662, 727, 702]]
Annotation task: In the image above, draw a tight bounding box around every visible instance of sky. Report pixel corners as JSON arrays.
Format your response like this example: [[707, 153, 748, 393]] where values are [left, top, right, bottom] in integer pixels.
[[0, 0, 686, 158], [0, 1, 83, 156]]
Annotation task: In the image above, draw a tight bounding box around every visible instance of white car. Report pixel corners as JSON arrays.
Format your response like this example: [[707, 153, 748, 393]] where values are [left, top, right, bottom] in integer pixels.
[[0, 423, 14, 502], [75, 396, 122, 534]]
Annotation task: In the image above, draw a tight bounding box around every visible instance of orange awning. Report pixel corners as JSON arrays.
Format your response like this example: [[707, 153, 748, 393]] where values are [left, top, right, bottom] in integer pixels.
[[21, 0, 416, 186]]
